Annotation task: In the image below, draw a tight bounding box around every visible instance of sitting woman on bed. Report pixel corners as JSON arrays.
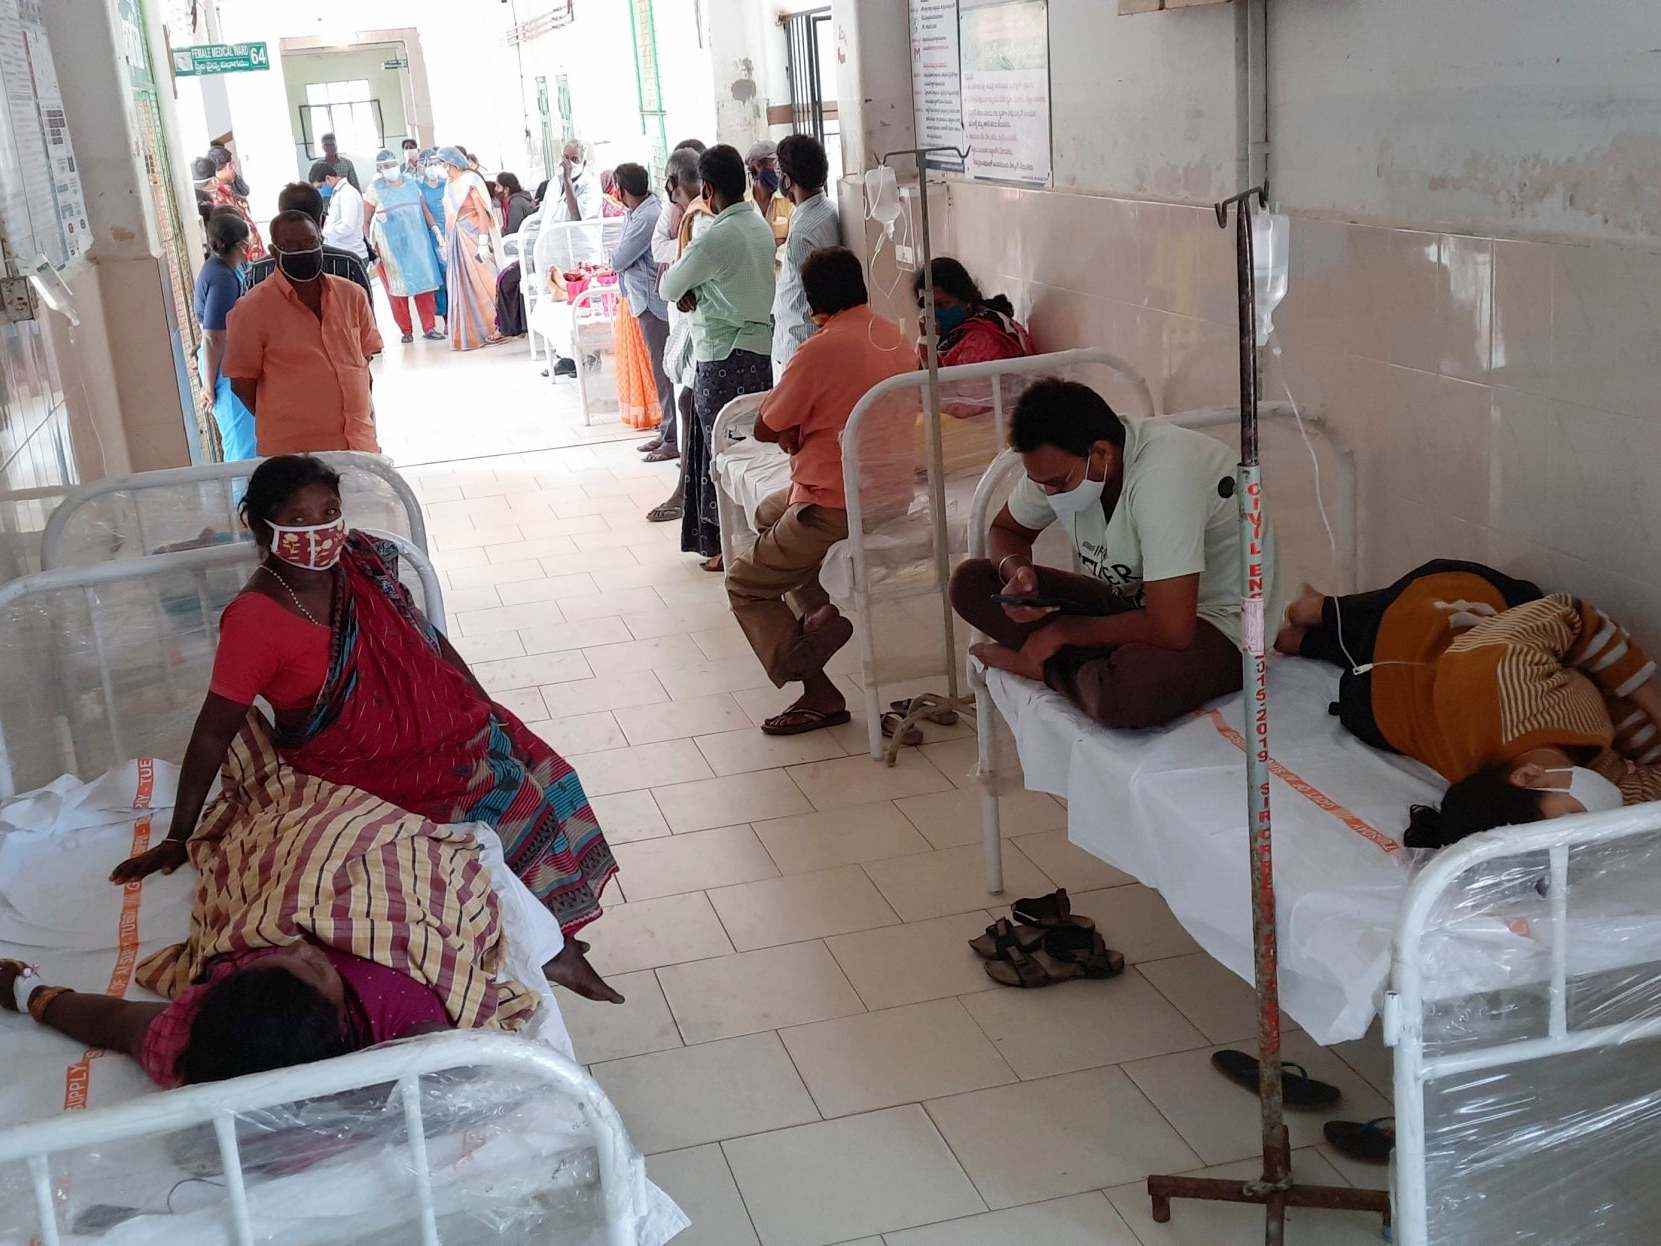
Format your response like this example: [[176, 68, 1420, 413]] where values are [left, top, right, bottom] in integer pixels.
[[1278, 558, 1661, 847], [109, 454, 621, 1005]]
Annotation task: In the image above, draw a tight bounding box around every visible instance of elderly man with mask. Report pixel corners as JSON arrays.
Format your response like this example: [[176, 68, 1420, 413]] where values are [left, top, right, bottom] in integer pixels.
[[746, 140, 793, 249], [365, 148, 446, 343]]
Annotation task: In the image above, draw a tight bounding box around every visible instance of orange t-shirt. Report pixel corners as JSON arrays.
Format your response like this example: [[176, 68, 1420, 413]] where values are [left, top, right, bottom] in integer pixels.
[[222, 269, 382, 455], [758, 305, 917, 511]]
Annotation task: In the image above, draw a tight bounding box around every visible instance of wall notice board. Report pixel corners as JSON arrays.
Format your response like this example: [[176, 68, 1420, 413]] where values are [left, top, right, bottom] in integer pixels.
[[910, 0, 1051, 185]]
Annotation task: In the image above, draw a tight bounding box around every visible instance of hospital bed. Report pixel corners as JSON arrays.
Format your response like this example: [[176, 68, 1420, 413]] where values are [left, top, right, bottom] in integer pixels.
[[711, 349, 1160, 758], [39, 452, 429, 573], [528, 219, 628, 426], [0, 541, 685, 1244]]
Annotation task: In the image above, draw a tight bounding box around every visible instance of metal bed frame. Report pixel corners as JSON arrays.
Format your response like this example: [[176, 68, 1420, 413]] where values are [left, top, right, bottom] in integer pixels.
[[39, 452, 430, 571], [0, 546, 649, 1245]]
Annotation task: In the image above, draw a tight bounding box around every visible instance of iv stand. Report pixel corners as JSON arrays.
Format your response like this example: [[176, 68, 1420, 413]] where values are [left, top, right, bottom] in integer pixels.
[[873, 145, 977, 765], [1143, 186, 1391, 1244]]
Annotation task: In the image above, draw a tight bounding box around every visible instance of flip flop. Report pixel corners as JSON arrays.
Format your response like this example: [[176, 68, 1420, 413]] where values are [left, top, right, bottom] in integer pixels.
[[646, 500, 682, 523], [761, 706, 852, 736], [1009, 888, 1096, 933], [968, 917, 1045, 961], [702, 555, 724, 573], [889, 697, 959, 726], [1210, 1050, 1343, 1109], [643, 446, 679, 463], [1323, 1118, 1395, 1164], [880, 710, 924, 746]]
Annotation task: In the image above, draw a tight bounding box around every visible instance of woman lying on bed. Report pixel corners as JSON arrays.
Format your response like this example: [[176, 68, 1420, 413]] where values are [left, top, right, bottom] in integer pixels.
[[109, 453, 621, 1005], [1278, 558, 1661, 848]]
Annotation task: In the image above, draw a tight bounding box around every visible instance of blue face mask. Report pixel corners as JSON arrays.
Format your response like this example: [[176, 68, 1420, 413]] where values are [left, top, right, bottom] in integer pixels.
[[933, 304, 969, 337], [758, 168, 781, 195], [319, 183, 334, 200]]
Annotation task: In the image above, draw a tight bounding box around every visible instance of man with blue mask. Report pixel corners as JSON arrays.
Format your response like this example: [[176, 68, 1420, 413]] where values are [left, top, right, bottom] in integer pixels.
[[953, 377, 1279, 730], [746, 140, 792, 248]]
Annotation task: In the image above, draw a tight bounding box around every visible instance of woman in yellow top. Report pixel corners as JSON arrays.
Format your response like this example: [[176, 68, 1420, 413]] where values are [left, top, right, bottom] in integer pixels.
[[1279, 559, 1661, 847]]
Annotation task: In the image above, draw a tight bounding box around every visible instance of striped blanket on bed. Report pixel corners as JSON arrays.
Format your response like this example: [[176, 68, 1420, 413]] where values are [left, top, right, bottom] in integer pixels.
[[137, 713, 538, 1031]]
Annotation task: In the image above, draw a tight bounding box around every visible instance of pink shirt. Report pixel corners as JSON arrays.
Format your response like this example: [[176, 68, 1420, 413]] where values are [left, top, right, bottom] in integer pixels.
[[759, 305, 916, 510]]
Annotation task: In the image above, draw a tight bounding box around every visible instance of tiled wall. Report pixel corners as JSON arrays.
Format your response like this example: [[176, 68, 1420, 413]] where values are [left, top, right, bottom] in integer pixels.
[[941, 180, 1661, 652]]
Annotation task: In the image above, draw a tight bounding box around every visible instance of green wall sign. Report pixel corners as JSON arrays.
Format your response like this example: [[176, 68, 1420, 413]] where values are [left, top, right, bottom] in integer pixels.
[[171, 42, 270, 77]]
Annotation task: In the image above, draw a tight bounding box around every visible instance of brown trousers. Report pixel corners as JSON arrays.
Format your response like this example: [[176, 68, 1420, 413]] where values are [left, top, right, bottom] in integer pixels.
[[950, 558, 1242, 730], [726, 489, 850, 686]]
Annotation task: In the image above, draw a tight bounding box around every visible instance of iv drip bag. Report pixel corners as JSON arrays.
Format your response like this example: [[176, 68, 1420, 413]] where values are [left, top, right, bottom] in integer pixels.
[[865, 166, 901, 238], [1253, 212, 1289, 345]]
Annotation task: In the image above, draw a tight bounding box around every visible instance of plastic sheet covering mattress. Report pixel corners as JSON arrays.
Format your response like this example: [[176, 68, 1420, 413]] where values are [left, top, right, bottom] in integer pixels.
[[0, 760, 688, 1244], [1412, 824, 1661, 1244]]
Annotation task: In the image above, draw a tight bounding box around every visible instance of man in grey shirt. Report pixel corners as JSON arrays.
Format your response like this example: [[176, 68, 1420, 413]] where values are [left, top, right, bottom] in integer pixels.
[[608, 162, 675, 445], [771, 134, 841, 380]]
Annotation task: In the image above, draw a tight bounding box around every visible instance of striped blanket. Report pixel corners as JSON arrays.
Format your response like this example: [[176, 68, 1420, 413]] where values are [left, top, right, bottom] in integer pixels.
[[137, 713, 537, 1031]]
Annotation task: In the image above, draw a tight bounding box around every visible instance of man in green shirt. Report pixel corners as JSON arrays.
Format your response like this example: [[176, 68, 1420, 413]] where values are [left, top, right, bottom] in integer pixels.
[[954, 378, 1279, 729], [659, 144, 778, 568]]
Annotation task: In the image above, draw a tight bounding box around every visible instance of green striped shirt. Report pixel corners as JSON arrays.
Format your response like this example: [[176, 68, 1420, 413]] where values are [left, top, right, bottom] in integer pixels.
[[659, 202, 777, 362]]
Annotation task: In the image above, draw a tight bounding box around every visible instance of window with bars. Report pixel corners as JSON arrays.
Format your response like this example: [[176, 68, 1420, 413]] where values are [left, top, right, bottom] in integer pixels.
[[299, 80, 382, 160], [780, 8, 841, 183]]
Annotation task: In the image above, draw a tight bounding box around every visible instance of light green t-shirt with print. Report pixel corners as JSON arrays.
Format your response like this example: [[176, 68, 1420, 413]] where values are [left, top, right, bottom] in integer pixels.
[[1005, 415, 1279, 648]]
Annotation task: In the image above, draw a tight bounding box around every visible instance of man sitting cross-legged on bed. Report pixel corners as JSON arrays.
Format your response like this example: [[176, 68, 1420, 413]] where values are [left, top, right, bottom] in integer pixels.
[[955, 379, 1278, 729], [1278, 558, 1661, 847], [1, 726, 554, 1087], [726, 246, 916, 735], [107, 454, 621, 1005]]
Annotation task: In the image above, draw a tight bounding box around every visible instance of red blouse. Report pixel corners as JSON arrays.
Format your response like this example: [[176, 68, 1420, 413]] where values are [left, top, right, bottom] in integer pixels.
[[208, 591, 331, 711]]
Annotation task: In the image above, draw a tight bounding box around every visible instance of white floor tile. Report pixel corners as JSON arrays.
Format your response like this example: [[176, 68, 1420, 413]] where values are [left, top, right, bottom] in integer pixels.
[[531, 710, 628, 756], [1069, 884, 1203, 964], [587, 789, 672, 844], [786, 750, 955, 811], [1104, 1149, 1391, 1244], [447, 629, 526, 665], [438, 586, 503, 617], [518, 615, 633, 656], [611, 823, 778, 900], [491, 686, 548, 722], [656, 654, 779, 699], [915, 737, 986, 789], [563, 969, 682, 1064], [583, 633, 710, 676], [657, 940, 865, 1044], [591, 1032, 818, 1155], [695, 726, 847, 775], [723, 1105, 985, 1246], [538, 669, 669, 716], [863, 844, 1054, 923], [585, 891, 734, 976], [781, 999, 1016, 1118], [620, 601, 737, 639], [1120, 1033, 1393, 1165], [750, 802, 933, 875], [707, 865, 901, 950], [925, 1066, 1200, 1209], [568, 738, 714, 798], [495, 571, 604, 606], [881, 1192, 1139, 1246], [1331, 1021, 1395, 1101], [1012, 830, 1135, 890], [471, 647, 595, 693], [645, 1145, 760, 1246], [651, 769, 813, 832], [959, 970, 1207, 1079], [559, 585, 669, 620], [689, 623, 752, 661], [615, 693, 754, 745], [455, 600, 569, 637], [1137, 953, 1286, 1045], [825, 911, 1003, 1012], [892, 787, 1065, 849]]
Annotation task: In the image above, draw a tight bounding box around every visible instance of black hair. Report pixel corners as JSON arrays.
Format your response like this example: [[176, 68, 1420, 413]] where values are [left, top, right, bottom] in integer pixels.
[[1009, 378, 1126, 456], [497, 171, 523, 195], [277, 181, 326, 223], [613, 162, 650, 198], [207, 145, 234, 169], [801, 246, 867, 317], [401, 138, 418, 150], [776, 134, 828, 193], [672, 138, 707, 156], [204, 210, 250, 257], [913, 257, 1015, 318], [191, 155, 217, 183], [177, 964, 359, 1085], [698, 144, 748, 202], [321, 132, 337, 145], [1403, 763, 1548, 849], [267, 210, 321, 253], [239, 454, 342, 546], [307, 160, 334, 185]]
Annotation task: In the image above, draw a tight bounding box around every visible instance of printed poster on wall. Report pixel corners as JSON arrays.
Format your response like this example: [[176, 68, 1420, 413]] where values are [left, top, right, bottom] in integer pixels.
[[959, 0, 1051, 185], [909, 0, 964, 171]]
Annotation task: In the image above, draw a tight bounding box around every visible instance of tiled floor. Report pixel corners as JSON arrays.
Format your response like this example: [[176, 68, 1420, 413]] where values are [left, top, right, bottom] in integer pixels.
[[405, 433, 1395, 1245]]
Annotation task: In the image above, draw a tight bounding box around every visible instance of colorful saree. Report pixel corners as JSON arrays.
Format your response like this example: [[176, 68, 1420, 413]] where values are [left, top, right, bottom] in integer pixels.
[[444, 173, 502, 350], [614, 302, 661, 430], [273, 534, 617, 933]]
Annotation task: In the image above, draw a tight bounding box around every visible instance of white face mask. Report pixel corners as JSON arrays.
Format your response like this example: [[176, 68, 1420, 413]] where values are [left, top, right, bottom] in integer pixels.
[[1043, 454, 1107, 519], [379, 164, 403, 182], [1537, 767, 1624, 814]]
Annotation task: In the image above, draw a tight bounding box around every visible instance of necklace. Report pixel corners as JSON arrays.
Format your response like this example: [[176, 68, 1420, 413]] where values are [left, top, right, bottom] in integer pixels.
[[260, 564, 322, 625]]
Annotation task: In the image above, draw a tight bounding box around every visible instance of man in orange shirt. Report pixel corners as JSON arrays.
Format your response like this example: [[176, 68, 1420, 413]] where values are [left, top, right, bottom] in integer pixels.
[[727, 246, 917, 735], [224, 210, 383, 455]]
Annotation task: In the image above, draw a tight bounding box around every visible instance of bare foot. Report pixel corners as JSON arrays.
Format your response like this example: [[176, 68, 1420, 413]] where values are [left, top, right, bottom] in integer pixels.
[[1287, 582, 1326, 629], [1275, 622, 1308, 657], [702, 555, 723, 573], [542, 941, 624, 1004], [970, 641, 1036, 680]]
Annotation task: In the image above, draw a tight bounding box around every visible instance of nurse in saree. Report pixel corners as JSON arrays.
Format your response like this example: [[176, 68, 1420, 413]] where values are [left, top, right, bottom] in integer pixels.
[[365, 148, 446, 343], [436, 145, 504, 350]]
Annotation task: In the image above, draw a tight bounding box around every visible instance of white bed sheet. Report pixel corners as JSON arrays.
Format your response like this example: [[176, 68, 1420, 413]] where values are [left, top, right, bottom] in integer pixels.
[[0, 761, 687, 1245]]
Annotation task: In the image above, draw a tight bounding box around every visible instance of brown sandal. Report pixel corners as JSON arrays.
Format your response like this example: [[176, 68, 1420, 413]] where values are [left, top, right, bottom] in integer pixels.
[[968, 917, 1045, 961], [1010, 887, 1096, 933], [983, 928, 1125, 987]]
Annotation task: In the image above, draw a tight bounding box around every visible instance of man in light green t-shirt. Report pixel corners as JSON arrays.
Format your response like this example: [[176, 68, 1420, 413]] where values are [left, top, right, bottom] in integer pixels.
[[951, 378, 1278, 729]]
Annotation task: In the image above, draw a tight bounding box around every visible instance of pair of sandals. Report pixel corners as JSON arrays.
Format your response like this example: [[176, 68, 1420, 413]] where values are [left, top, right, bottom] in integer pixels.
[[880, 696, 959, 747], [969, 888, 1125, 987]]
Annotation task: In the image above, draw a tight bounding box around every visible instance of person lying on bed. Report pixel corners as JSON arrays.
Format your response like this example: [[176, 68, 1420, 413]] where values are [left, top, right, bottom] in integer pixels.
[[955, 378, 1278, 729], [109, 453, 621, 1004], [1277, 558, 1661, 847]]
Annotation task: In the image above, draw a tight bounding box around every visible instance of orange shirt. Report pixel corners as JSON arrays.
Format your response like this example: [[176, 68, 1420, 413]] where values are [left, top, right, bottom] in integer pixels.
[[223, 269, 382, 455], [759, 305, 917, 510]]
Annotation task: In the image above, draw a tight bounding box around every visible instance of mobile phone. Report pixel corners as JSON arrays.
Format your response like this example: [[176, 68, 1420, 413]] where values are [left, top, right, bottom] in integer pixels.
[[992, 593, 1070, 611]]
